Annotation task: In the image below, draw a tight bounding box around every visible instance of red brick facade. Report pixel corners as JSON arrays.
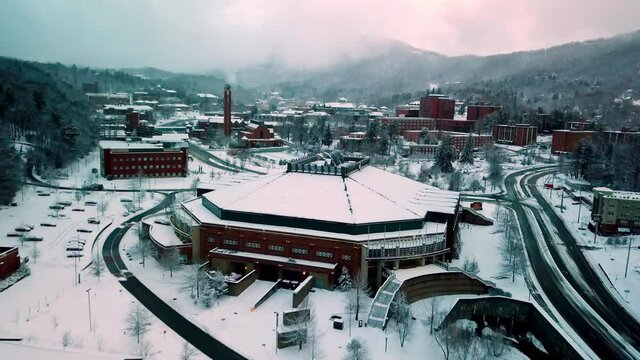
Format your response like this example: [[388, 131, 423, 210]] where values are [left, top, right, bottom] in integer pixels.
[[101, 147, 188, 178], [466, 105, 501, 121], [201, 224, 363, 285], [381, 117, 437, 133], [551, 130, 595, 153], [492, 125, 538, 146], [419, 96, 455, 119], [0, 247, 20, 279]]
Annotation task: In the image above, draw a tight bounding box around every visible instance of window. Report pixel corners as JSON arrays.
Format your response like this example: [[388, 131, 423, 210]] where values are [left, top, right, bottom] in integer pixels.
[[207, 236, 215, 243], [223, 239, 238, 246], [246, 242, 260, 249], [268, 244, 284, 252], [341, 254, 352, 261], [316, 251, 333, 258], [292, 247, 308, 255]]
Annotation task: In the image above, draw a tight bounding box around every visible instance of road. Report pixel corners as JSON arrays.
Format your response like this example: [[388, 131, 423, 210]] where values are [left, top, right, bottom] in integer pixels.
[[524, 169, 640, 353], [101, 193, 246, 360], [501, 167, 638, 359]]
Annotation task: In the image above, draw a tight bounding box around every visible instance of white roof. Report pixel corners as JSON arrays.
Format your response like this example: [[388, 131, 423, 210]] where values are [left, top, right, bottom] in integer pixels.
[[197, 93, 219, 99], [201, 166, 458, 226], [323, 102, 355, 109], [104, 104, 153, 112], [99, 141, 163, 151]]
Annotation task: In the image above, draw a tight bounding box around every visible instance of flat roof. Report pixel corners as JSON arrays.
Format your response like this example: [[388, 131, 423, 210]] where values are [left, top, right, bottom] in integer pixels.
[[210, 248, 337, 270]]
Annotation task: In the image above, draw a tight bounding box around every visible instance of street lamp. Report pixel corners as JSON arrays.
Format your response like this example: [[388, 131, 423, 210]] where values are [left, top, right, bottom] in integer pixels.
[[274, 311, 279, 353], [86, 288, 92, 331]]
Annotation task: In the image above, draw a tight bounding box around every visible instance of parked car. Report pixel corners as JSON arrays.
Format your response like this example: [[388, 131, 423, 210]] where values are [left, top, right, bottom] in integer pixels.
[[7, 232, 21, 237], [66, 251, 84, 258], [15, 226, 32, 232], [470, 201, 483, 210], [84, 201, 97, 206], [82, 184, 104, 191], [87, 217, 101, 224], [122, 212, 130, 217], [120, 198, 133, 203], [40, 222, 57, 227], [49, 204, 65, 210], [72, 208, 85, 212], [56, 201, 72, 206], [24, 235, 44, 241], [66, 243, 84, 251], [68, 238, 86, 245], [37, 192, 51, 197], [154, 219, 170, 225], [10, 202, 18, 207], [76, 228, 93, 233]]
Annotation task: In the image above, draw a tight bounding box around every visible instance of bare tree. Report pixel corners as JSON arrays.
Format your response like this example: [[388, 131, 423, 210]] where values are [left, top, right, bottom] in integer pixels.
[[424, 296, 440, 335], [62, 330, 72, 348], [390, 291, 412, 347], [161, 248, 182, 277], [201, 270, 228, 307], [348, 272, 371, 321], [138, 339, 154, 360], [499, 210, 524, 282], [433, 312, 454, 360], [91, 254, 104, 280], [180, 264, 207, 302], [131, 238, 153, 268], [283, 302, 311, 350], [125, 303, 152, 344], [462, 257, 480, 275], [344, 338, 368, 360], [482, 327, 507, 357], [31, 242, 40, 264], [180, 341, 197, 360], [451, 321, 485, 360]]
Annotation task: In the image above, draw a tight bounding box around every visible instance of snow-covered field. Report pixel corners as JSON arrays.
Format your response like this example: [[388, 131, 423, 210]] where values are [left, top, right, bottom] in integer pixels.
[[536, 177, 640, 319], [0, 185, 202, 359]]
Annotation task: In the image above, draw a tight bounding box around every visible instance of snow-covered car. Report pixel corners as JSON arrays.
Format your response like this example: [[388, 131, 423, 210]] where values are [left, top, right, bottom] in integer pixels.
[[66, 251, 83, 258], [76, 228, 93, 233], [24, 235, 44, 241], [49, 204, 65, 210], [154, 219, 170, 225], [37, 192, 51, 197], [66, 244, 84, 251], [120, 198, 133, 203], [87, 217, 100, 224], [56, 201, 72, 206], [40, 222, 57, 227], [14, 226, 32, 232], [6, 232, 21, 237], [84, 201, 97, 206], [122, 212, 130, 217], [68, 238, 86, 245], [72, 208, 85, 212]]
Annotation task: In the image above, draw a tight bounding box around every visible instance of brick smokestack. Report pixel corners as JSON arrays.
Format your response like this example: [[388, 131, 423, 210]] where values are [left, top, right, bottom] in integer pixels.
[[224, 84, 232, 137]]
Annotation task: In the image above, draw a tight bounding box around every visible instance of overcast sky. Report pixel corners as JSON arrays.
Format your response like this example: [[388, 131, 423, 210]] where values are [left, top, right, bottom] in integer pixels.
[[1, 0, 639, 72]]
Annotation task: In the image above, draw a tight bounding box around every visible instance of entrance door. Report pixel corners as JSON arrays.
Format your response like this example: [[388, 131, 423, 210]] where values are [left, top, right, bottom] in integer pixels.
[[258, 264, 279, 281]]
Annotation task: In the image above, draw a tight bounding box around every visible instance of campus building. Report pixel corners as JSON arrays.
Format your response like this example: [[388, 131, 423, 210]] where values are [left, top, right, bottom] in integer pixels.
[[466, 104, 502, 121], [0, 247, 20, 279], [592, 187, 640, 234], [551, 129, 640, 153], [419, 95, 455, 119], [492, 124, 538, 146], [402, 131, 493, 151], [99, 134, 188, 179], [176, 155, 460, 289]]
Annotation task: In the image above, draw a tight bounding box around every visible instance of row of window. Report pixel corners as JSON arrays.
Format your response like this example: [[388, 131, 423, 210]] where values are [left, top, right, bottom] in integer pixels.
[[112, 172, 182, 178], [113, 155, 183, 162], [216, 238, 354, 261], [112, 164, 182, 170]]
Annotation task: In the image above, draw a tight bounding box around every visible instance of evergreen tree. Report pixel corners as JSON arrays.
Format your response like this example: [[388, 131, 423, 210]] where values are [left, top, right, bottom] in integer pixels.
[[0, 133, 23, 204], [486, 146, 504, 190], [434, 134, 456, 173], [338, 265, 353, 292], [419, 127, 431, 144], [459, 134, 475, 165], [322, 124, 333, 146]]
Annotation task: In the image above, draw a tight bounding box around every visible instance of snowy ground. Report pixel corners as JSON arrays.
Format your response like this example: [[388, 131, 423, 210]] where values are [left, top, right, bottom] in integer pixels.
[[121, 201, 527, 360], [0, 185, 203, 359], [536, 177, 640, 319]]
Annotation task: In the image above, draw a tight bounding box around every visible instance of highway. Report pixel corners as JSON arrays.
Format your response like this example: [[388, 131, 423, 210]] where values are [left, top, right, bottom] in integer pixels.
[[501, 167, 639, 359], [101, 193, 246, 360]]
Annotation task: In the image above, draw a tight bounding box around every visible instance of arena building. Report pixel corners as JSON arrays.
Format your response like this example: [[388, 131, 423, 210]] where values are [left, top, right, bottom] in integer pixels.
[[175, 154, 461, 289]]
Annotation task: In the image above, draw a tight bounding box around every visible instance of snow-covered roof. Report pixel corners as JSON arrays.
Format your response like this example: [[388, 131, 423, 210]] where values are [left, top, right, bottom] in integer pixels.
[[200, 166, 458, 227], [103, 104, 153, 112], [323, 102, 355, 109], [197, 93, 219, 99]]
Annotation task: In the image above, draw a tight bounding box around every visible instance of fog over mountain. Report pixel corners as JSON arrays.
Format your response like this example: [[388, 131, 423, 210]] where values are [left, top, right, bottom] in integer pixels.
[[1, 0, 639, 73]]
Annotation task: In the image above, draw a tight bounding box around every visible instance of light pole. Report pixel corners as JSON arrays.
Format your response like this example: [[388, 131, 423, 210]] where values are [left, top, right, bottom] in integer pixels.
[[593, 215, 601, 244], [576, 189, 582, 223], [625, 237, 633, 278], [86, 288, 92, 331], [274, 311, 279, 353]]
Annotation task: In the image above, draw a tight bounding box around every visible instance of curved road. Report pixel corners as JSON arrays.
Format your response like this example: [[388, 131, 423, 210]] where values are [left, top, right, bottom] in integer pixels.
[[101, 193, 246, 360], [502, 167, 637, 359], [524, 169, 640, 354]]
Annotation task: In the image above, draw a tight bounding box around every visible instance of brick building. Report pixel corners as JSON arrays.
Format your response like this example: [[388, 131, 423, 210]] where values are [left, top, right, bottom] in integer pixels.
[[466, 104, 502, 121], [419, 95, 455, 119], [380, 117, 437, 133], [99, 135, 188, 179], [394, 101, 420, 117], [178, 155, 460, 289], [87, 93, 130, 109], [551, 130, 595, 153], [0, 247, 20, 279], [436, 119, 478, 133], [492, 124, 538, 146], [404, 144, 441, 157], [592, 187, 640, 234], [402, 130, 492, 151]]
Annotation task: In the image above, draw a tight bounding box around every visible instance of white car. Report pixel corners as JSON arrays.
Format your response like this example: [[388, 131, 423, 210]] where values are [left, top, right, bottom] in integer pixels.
[[66, 251, 83, 258]]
